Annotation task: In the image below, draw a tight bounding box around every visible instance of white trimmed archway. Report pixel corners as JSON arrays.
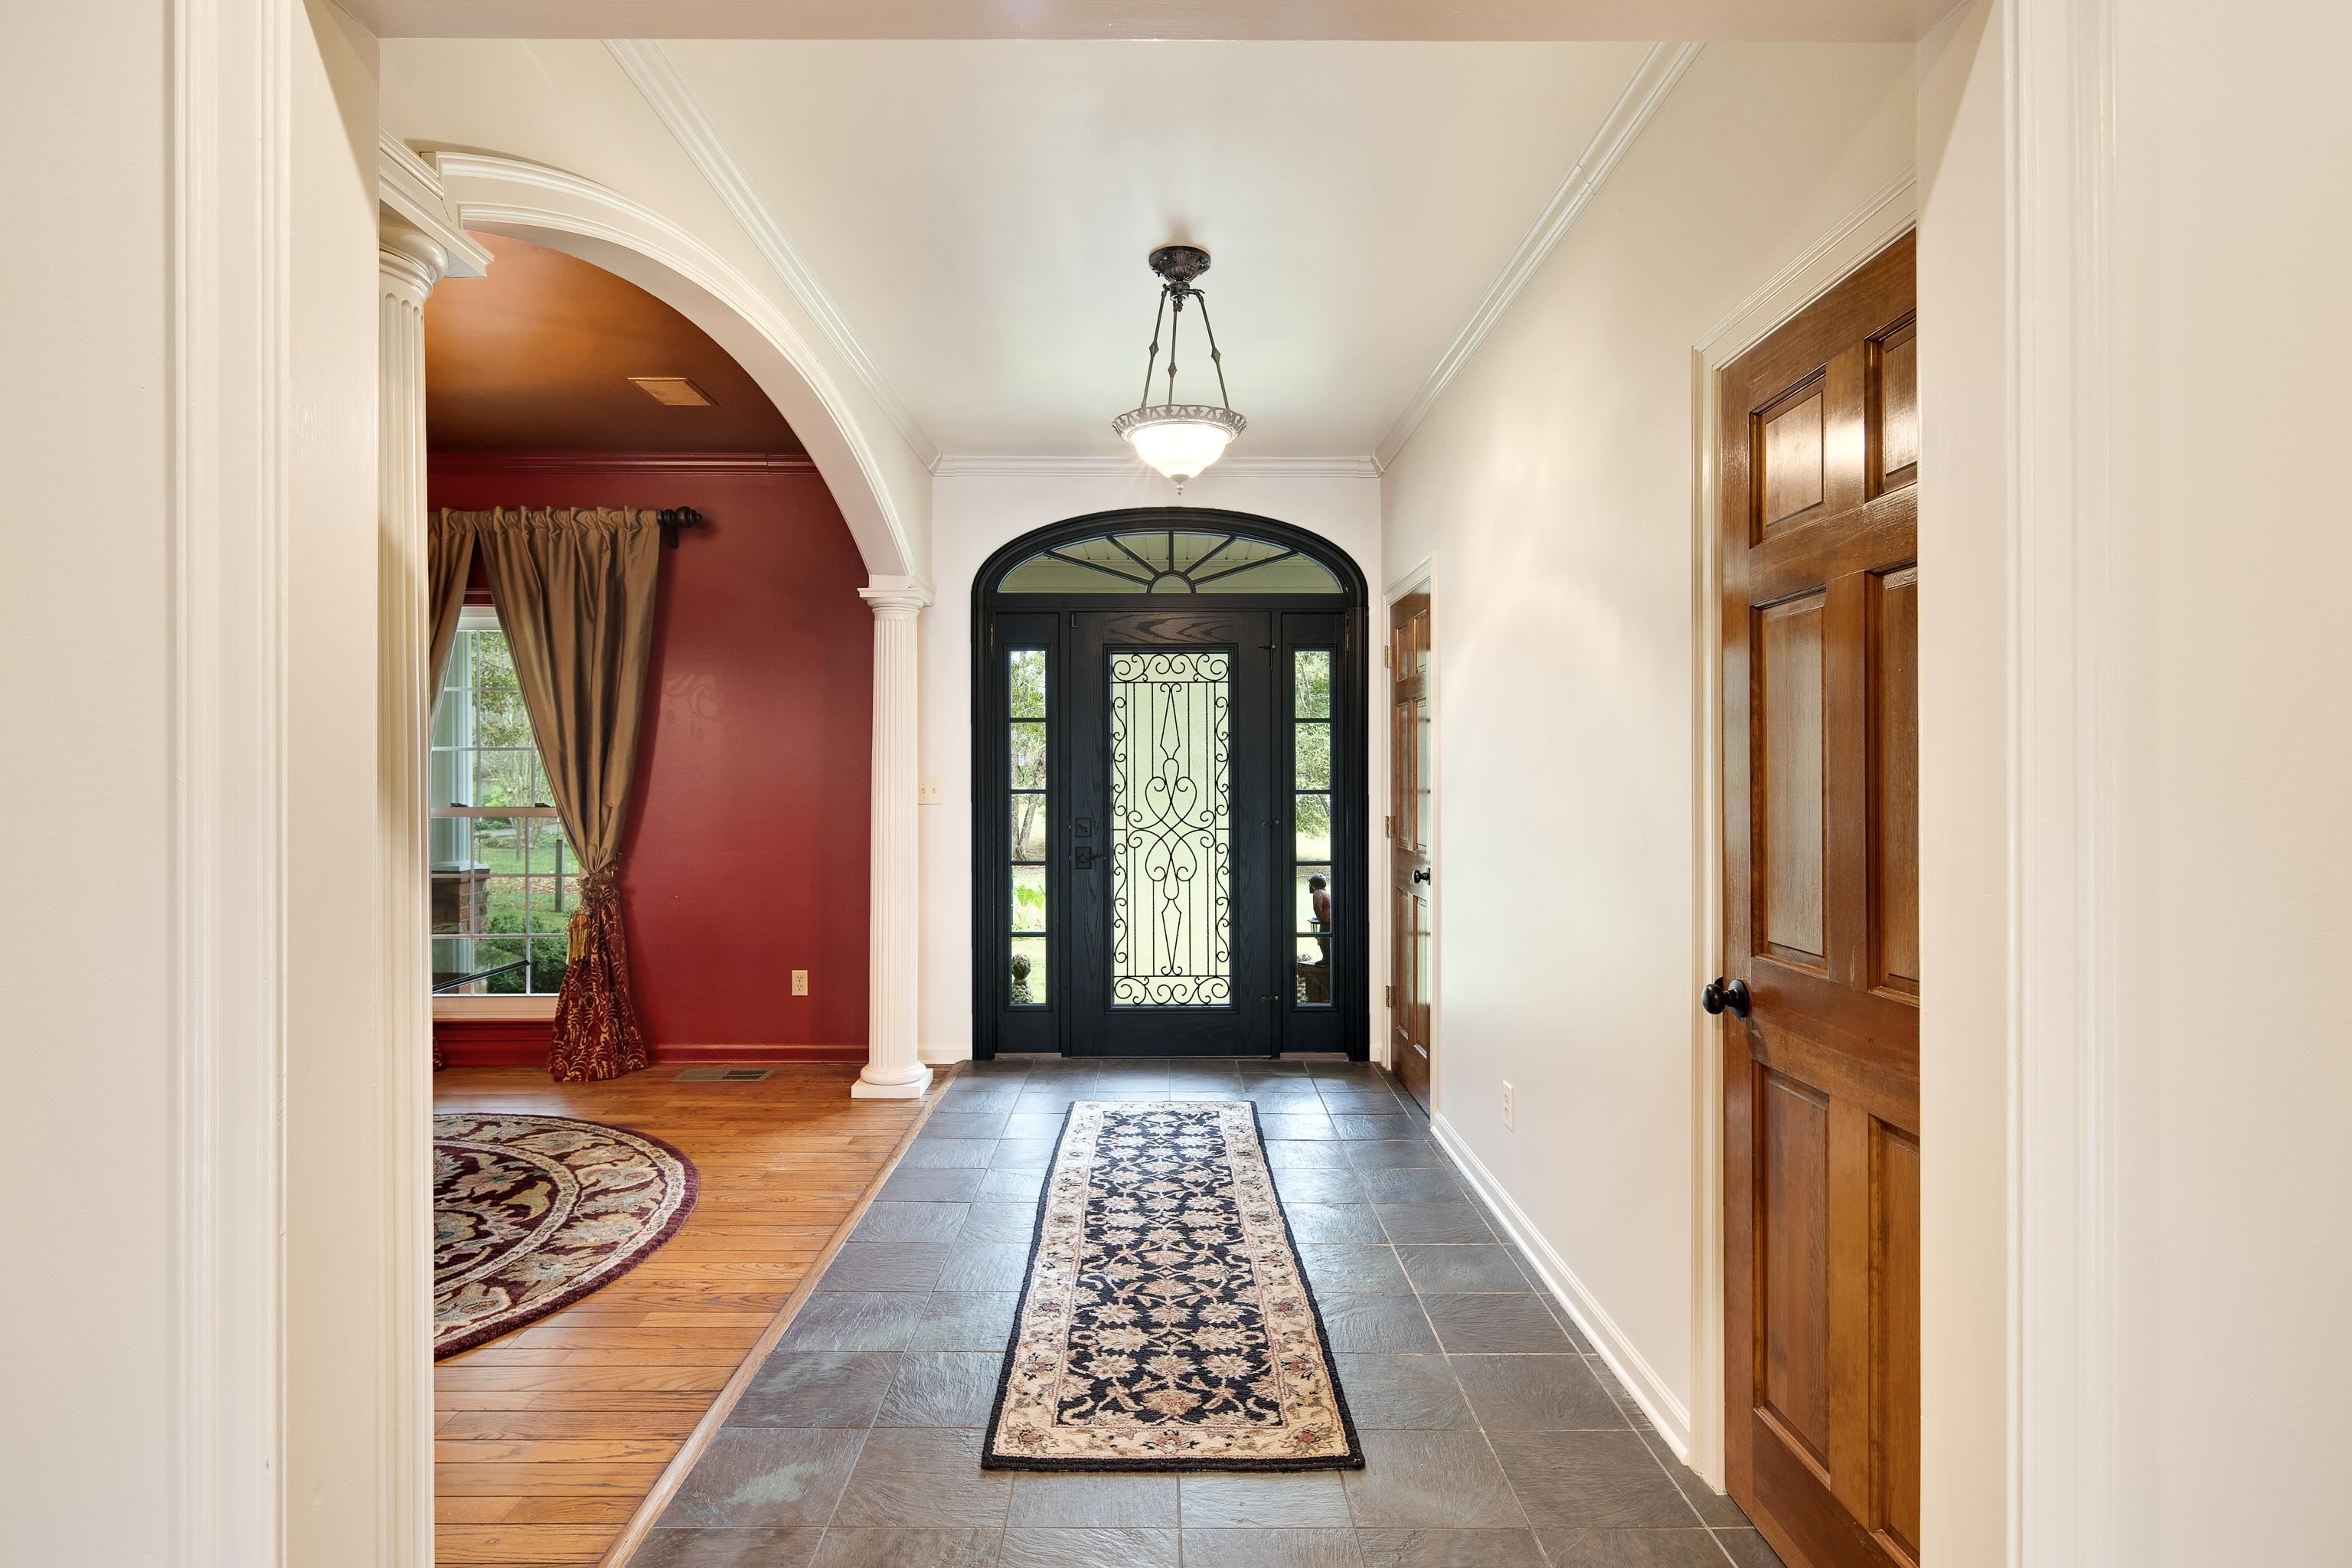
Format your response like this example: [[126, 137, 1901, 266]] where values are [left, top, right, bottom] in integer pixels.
[[391, 145, 939, 1119]]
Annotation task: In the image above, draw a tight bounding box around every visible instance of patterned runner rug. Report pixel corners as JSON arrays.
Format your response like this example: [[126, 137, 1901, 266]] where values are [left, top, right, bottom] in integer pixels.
[[433, 1112, 697, 1359], [984, 1100, 1364, 1470]]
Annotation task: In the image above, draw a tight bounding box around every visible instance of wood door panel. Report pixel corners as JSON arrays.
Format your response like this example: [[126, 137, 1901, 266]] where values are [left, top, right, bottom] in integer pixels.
[[1760, 381, 1828, 532], [1757, 594, 1830, 964], [1868, 568, 1920, 995], [1759, 1071, 1834, 1462], [1872, 1121, 1922, 1562], [1722, 231, 1918, 1568], [1754, 1431, 1900, 1568], [1873, 321, 1919, 494]]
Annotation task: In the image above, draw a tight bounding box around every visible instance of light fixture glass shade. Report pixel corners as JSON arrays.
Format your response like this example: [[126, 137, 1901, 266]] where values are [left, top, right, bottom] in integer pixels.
[[1113, 404, 1247, 482]]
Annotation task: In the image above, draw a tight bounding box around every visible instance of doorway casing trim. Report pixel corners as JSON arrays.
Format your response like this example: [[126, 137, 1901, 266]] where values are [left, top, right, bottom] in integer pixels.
[[168, 0, 292, 1555], [2009, 0, 2125, 1561]]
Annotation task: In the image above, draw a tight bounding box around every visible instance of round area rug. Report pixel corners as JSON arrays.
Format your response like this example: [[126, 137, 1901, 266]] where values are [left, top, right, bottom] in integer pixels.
[[433, 1112, 697, 1359]]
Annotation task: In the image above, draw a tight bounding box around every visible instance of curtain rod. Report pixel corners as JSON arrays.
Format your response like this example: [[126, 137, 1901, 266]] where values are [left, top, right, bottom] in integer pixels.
[[657, 507, 704, 550]]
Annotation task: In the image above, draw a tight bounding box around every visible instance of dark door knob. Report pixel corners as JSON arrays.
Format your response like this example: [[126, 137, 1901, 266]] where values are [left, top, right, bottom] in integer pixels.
[[1700, 978, 1752, 1018], [1412, 867, 1432, 885]]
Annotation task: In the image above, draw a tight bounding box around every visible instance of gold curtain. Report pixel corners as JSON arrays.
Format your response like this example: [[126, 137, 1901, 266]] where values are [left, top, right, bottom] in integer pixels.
[[451, 506, 665, 1082]]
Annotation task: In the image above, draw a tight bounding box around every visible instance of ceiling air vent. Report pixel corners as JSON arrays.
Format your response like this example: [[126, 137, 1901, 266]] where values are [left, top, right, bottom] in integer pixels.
[[629, 376, 714, 407], [675, 1066, 772, 1082]]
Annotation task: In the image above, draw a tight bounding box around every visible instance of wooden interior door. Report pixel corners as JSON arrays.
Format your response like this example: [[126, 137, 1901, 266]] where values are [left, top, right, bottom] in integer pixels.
[[1717, 234, 1920, 1568], [1389, 593, 1432, 1109]]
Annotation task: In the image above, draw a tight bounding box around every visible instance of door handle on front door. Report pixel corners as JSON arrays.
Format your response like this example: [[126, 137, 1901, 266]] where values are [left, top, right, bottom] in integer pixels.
[[1412, 867, 1431, 885], [1700, 978, 1751, 1018], [1073, 845, 1096, 870]]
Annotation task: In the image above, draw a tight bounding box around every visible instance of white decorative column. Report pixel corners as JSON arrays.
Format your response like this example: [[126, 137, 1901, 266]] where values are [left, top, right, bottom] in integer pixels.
[[378, 136, 490, 1567], [854, 575, 935, 1098]]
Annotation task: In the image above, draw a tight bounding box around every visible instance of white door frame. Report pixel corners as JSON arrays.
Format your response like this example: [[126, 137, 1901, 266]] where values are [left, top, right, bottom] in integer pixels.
[[168, 0, 294, 1557]]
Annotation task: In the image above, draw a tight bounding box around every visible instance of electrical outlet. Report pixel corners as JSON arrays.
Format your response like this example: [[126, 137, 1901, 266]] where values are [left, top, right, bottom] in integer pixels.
[[791, 970, 809, 996], [916, 780, 943, 804], [1501, 1080, 1515, 1130]]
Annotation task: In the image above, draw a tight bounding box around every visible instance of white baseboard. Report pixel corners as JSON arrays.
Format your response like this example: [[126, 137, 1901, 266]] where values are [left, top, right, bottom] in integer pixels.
[[920, 1044, 972, 1066], [1429, 1112, 1695, 1460]]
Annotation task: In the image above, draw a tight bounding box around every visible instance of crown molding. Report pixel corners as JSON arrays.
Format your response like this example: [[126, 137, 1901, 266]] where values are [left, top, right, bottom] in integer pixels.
[[1695, 165, 1916, 360], [426, 450, 818, 473], [1374, 41, 1702, 471], [931, 454, 1381, 479], [605, 38, 939, 471]]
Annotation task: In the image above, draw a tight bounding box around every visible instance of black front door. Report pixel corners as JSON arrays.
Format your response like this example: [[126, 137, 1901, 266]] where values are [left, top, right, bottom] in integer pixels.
[[1067, 609, 1275, 1056]]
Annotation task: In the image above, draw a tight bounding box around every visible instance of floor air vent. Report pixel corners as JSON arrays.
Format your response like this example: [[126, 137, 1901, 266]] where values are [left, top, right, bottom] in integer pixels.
[[675, 1067, 773, 1082]]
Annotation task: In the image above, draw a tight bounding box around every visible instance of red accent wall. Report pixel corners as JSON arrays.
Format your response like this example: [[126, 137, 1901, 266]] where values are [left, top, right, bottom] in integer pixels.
[[428, 457, 870, 1062]]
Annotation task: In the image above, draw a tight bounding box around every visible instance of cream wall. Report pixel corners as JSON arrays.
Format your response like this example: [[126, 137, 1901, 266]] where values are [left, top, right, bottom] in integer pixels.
[[287, 2, 396, 1557], [1919, 4, 2352, 1562], [1379, 44, 1917, 1456], [2108, 3, 2352, 1561], [917, 468, 1383, 1063], [0, 2, 179, 1558], [1913, 2, 2010, 1561]]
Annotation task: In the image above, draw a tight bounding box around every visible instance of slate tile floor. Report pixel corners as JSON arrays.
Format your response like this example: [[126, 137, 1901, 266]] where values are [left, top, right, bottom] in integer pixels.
[[639, 1057, 1782, 1568]]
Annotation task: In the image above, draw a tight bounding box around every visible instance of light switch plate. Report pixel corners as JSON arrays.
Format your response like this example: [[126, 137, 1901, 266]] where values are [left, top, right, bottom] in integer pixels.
[[1501, 1080, 1515, 1130], [791, 970, 808, 996], [916, 780, 943, 803]]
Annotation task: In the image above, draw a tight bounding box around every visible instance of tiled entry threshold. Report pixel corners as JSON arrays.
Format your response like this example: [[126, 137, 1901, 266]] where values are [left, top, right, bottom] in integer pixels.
[[636, 1057, 1781, 1568]]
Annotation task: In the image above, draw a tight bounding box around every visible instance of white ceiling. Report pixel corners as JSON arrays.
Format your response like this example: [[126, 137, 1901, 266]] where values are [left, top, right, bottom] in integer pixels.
[[630, 40, 1658, 459], [349, 1, 1945, 44]]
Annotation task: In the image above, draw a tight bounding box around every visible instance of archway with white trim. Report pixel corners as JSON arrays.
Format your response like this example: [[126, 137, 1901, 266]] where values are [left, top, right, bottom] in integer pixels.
[[399, 145, 938, 1112], [430, 149, 927, 581]]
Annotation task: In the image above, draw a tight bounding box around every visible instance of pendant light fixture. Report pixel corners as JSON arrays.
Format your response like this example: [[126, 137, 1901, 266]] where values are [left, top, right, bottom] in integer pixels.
[[1112, 243, 1246, 488]]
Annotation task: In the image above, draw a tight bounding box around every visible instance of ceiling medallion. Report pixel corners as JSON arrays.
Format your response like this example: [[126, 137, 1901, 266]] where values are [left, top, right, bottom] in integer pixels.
[[1112, 243, 1247, 490]]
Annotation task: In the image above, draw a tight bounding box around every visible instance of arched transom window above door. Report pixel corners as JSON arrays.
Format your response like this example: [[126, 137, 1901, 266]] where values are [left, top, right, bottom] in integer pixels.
[[997, 526, 1344, 596]]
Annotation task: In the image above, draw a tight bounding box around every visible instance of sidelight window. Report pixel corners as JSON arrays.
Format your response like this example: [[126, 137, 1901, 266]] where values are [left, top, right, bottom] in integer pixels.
[[430, 607, 578, 998], [1008, 647, 1050, 1004], [1292, 648, 1337, 1006]]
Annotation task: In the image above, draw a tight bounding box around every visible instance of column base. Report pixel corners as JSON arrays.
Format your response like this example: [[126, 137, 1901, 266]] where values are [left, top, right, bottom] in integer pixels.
[[851, 1065, 933, 1099]]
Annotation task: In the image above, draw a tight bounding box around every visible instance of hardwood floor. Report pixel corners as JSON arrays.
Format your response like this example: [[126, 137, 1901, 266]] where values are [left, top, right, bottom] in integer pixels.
[[432, 1063, 929, 1566]]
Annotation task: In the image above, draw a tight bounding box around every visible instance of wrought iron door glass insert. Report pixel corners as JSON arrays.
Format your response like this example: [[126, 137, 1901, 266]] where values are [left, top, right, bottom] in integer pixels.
[[1111, 649, 1232, 1005]]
